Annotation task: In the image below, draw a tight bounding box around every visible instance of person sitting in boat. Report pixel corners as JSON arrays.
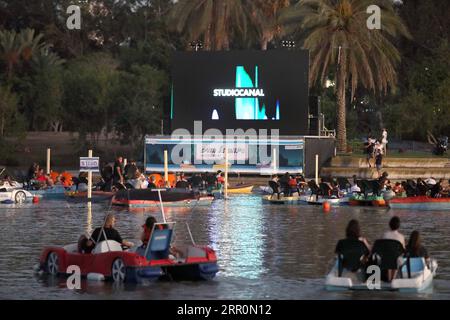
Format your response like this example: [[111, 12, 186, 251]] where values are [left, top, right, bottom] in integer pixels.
[[288, 175, 298, 194], [350, 175, 361, 193], [147, 175, 157, 189], [380, 216, 406, 281], [83, 214, 134, 253], [36, 169, 53, 189], [383, 216, 405, 248], [140, 216, 157, 247], [100, 162, 113, 191], [392, 182, 405, 196], [216, 171, 225, 185], [416, 178, 429, 196], [124, 159, 138, 181], [74, 171, 88, 191], [425, 177, 437, 186], [406, 230, 430, 265], [334, 220, 371, 276], [175, 173, 190, 189], [279, 172, 291, 196], [189, 173, 204, 190], [429, 179, 444, 198]]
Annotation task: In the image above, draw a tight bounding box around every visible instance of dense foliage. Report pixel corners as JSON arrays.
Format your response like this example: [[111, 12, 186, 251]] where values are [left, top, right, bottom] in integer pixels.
[[0, 0, 448, 150]]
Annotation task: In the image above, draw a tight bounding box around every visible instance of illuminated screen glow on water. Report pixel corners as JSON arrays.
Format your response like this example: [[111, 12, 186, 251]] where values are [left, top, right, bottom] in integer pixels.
[[0, 195, 449, 299]]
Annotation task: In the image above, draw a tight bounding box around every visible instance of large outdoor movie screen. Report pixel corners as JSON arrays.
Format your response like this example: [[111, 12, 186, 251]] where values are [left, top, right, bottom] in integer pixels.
[[170, 50, 310, 135]]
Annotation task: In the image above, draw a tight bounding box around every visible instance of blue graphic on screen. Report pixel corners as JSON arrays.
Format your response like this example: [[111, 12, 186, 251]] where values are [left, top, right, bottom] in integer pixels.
[[235, 66, 280, 120]]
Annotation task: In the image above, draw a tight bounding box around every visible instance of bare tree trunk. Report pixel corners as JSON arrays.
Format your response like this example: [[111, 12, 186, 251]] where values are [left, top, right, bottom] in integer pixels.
[[336, 54, 347, 153]]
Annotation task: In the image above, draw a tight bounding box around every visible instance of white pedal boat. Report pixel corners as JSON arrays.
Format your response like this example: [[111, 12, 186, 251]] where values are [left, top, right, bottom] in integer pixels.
[[325, 257, 438, 292], [299, 195, 350, 206]]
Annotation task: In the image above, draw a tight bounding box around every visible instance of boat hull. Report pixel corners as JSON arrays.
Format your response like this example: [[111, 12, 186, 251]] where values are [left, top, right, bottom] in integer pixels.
[[388, 196, 450, 211]]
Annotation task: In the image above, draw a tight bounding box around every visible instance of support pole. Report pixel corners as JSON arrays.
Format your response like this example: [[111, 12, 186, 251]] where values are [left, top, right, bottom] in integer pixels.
[[224, 146, 228, 199], [88, 150, 93, 202], [315, 154, 319, 184], [164, 150, 169, 187], [272, 147, 277, 174], [46, 148, 51, 175]]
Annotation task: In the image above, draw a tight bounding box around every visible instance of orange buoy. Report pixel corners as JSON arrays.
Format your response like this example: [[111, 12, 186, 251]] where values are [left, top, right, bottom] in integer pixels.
[[322, 201, 331, 212], [32, 196, 40, 204]]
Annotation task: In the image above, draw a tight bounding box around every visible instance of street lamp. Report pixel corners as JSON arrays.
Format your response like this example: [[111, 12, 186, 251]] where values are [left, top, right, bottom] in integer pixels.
[[190, 41, 204, 51], [281, 40, 296, 49]]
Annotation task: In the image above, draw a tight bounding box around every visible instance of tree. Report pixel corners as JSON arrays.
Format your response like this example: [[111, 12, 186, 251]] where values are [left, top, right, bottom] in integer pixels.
[[282, 0, 411, 152], [0, 85, 18, 137], [62, 53, 119, 146], [110, 64, 167, 147], [169, 0, 248, 50]]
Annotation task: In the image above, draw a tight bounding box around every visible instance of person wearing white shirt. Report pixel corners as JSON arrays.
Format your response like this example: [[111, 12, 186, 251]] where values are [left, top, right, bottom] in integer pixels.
[[383, 216, 405, 248], [381, 128, 388, 155]]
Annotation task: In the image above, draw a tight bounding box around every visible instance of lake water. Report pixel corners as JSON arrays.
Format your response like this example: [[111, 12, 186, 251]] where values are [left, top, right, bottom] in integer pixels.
[[1, 195, 449, 300]]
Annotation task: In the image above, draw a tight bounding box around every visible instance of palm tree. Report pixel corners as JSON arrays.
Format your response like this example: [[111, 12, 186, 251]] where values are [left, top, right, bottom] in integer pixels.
[[0, 85, 18, 136], [248, 0, 290, 50], [281, 0, 411, 152], [0, 28, 48, 80], [169, 0, 248, 50]]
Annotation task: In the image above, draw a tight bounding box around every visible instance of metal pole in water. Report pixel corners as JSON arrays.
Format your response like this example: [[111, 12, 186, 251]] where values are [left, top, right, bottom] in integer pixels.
[[315, 154, 319, 184], [46, 148, 51, 175], [88, 150, 93, 202], [224, 146, 228, 199], [272, 147, 277, 174], [164, 150, 169, 187]]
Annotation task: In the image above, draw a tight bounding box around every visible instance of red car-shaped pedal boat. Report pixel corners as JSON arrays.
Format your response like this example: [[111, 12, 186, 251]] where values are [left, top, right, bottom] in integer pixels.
[[38, 222, 219, 283]]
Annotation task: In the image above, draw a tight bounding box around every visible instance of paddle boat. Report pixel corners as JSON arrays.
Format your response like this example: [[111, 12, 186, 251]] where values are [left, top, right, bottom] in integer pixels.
[[37, 191, 219, 283], [388, 196, 450, 211], [349, 194, 386, 207], [112, 188, 214, 208], [226, 183, 254, 194], [300, 194, 350, 206], [65, 190, 115, 203], [325, 239, 437, 292], [262, 194, 302, 204]]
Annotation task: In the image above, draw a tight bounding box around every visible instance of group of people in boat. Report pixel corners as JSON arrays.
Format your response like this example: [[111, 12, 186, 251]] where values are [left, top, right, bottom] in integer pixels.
[[336, 216, 429, 282], [392, 177, 450, 198], [268, 170, 450, 200], [78, 213, 181, 257], [97, 156, 226, 193], [25, 163, 74, 190]]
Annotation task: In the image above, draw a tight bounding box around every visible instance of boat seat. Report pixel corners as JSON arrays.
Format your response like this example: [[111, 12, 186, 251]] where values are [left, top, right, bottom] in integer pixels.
[[187, 245, 207, 258], [63, 243, 79, 253], [370, 239, 405, 271], [144, 223, 175, 260], [93, 240, 123, 254], [335, 239, 369, 276], [400, 257, 425, 278]]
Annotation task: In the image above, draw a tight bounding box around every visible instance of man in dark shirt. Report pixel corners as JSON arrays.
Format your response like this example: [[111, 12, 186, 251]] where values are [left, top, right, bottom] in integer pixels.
[[175, 173, 190, 189], [100, 162, 113, 191], [113, 156, 125, 186]]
